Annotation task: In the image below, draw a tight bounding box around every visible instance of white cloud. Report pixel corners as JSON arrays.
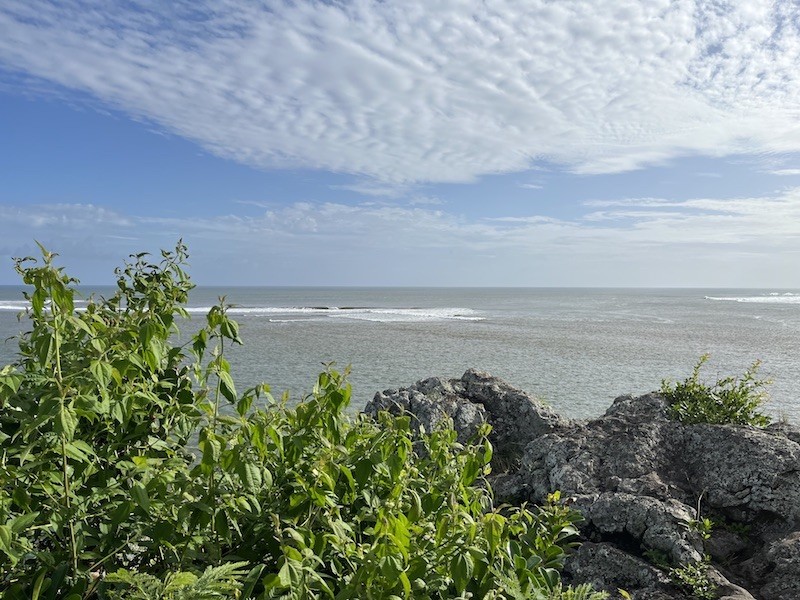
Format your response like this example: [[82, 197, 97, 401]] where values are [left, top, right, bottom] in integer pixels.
[[1, 1, 800, 183], [329, 182, 410, 198], [767, 169, 800, 176], [408, 195, 444, 206], [4, 187, 800, 285]]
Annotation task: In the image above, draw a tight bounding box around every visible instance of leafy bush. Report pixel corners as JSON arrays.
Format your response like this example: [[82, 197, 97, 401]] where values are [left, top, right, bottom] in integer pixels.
[[661, 354, 771, 426], [669, 558, 717, 600], [0, 244, 594, 599]]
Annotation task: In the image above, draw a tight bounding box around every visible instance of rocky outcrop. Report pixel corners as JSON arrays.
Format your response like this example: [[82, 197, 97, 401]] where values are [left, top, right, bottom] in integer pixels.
[[366, 371, 800, 600], [365, 368, 569, 466]]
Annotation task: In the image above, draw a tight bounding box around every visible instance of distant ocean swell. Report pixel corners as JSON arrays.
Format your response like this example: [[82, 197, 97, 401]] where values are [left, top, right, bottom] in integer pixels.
[[185, 306, 485, 323], [705, 293, 800, 304], [0, 301, 484, 324]]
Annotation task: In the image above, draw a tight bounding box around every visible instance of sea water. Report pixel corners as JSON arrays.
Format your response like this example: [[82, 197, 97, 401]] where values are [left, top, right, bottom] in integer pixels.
[[1, 286, 798, 422]]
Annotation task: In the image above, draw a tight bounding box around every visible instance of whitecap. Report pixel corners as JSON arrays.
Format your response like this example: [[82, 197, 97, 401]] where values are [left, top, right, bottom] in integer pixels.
[[705, 296, 800, 304]]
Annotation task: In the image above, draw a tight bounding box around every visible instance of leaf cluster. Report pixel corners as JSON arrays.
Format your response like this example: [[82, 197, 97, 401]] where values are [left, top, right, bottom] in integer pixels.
[[669, 558, 717, 600], [0, 244, 595, 599], [661, 354, 771, 426]]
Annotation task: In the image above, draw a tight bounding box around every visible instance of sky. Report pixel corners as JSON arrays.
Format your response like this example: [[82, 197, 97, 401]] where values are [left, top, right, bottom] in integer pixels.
[[1, 0, 800, 287]]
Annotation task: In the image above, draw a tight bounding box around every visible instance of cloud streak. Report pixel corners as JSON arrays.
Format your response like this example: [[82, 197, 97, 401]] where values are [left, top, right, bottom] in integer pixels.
[[1, 1, 800, 184], [3, 187, 800, 286]]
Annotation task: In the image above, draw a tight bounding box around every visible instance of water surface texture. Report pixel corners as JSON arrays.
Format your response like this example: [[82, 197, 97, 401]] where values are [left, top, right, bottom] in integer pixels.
[[1, 287, 798, 422]]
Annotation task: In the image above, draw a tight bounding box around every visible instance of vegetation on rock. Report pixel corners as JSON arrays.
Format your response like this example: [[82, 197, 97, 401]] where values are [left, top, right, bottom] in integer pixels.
[[0, 244, 594, 599], [661, 354, 771, 426]]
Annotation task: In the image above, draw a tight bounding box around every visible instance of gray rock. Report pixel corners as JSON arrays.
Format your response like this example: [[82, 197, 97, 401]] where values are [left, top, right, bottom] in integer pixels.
[[586, 492, 702, 564], [365, 368, 568, 468], [741, 531, 800, 600], [563, 542, 685, 599], [682, 425, 800, 523], [366, 371, 800, 599], [521, 392, 800, 598]]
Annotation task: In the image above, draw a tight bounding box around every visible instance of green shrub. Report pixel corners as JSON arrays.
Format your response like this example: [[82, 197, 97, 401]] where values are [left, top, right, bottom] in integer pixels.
[[661, 354, 771, 426], [0, 244, 595, 599], [669, 557, 717, 600]]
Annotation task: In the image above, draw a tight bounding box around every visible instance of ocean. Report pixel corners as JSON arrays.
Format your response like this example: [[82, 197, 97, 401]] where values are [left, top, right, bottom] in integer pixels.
[[1, 286, 798, 422]]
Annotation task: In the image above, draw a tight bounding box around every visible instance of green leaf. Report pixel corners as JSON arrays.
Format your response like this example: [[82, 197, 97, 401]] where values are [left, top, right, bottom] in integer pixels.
[[67, 315, 93, 336], [202, 436, 222, 469], [0, 525, 12, 554], [451, 552, 473, 594], [31, 569, 46, 600], [63, 441, 95, 463], [220, 316, 241, 343], [399, 571, 412, 599], [238, 461, 262, 493], [484, 513, 505, 555], [242, 565, 265, 598], [131, 482, 150, 512], [89, 360, 112, 388], [56, 405, 78, 441], [10, 511, 39, 534], [164, 571, 197, 591], [219, 370, 237, 403], [0, 365, 23, 394]]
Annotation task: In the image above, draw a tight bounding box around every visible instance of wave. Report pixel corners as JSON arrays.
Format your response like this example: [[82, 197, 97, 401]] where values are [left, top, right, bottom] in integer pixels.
[[705, 295, 800, 304], [0, 299, 484, 323], [0, 301, 28, 311], [185, 305, 485, 323], [0, 299, 91, 311]]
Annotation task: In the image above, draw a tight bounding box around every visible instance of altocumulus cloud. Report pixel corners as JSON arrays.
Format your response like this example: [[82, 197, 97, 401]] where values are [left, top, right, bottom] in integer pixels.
[[1, 0, 799, 183]]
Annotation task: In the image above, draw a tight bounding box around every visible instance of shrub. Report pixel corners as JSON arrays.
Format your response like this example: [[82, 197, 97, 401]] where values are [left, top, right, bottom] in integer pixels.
[[669, 557, 717, 600], [661, 354, 771, 426], [0, 244, 594, 599]]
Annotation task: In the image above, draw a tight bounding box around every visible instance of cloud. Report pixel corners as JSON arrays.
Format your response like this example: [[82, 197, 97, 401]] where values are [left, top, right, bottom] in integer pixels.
[[329, 182, 410, 198], [4, 187, 800, 285], [767, 169, 800, 176], [408, 195, 444, 206], [1, 1, 800, 184]]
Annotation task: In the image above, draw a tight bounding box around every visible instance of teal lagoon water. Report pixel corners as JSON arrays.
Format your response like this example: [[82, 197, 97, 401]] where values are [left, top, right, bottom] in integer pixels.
[[1, 286, 799, 422]]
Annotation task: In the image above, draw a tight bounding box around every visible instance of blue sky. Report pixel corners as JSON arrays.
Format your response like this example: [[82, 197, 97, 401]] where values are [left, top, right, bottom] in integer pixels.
[[2, 1, 800, 286]]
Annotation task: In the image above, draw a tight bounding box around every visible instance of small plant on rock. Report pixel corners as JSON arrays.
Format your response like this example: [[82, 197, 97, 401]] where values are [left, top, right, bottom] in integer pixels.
[[669, 557, 717, 600], [661, 354, 771, 426]]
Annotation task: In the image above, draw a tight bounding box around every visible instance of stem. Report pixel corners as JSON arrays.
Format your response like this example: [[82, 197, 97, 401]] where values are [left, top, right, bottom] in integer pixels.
[[51, 286, 79, 580], [211, 336, 224, 435], [208, 334, 224, 562], [61, 435, 78, 576]]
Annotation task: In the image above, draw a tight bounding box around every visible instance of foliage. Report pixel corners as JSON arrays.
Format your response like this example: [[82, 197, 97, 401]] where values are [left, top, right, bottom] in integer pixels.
[[104, 562, 249, 600], [642, 549, 671, 571], [715, 518, 750, 539], [669, 557, 717, 600], [661, 354, 771, 426], [0, 244, 593, 599], [687, 517, 713, 543]]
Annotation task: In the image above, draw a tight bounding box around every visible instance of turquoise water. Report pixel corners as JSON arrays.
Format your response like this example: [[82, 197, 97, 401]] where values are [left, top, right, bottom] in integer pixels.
[[1, 286, 799, 422]]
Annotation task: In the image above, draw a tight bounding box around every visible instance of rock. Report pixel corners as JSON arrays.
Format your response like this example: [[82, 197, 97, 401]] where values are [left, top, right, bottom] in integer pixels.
[[514, 390, 800, 598], [682, 425, 800, 524], [741, 532, 800, 600], [706, 529, 750, 563], [585, 492, 702, 564], [365, 368, 569, 467], [366, 371, 800, 599], [563, 542, 686, 599]]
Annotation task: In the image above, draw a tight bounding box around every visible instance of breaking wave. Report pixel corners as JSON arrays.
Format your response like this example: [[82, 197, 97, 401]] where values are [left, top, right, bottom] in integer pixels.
[[185, 305, 485, 322], [705, 293, 800, 304]]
